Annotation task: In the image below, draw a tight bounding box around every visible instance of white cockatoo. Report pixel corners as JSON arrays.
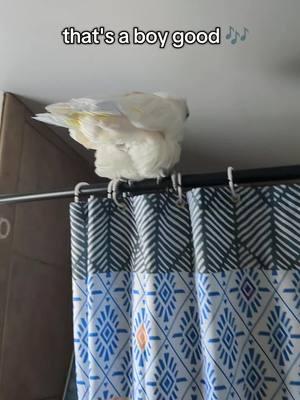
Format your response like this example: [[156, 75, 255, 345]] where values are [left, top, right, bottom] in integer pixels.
[[34, 92, 189, 183]]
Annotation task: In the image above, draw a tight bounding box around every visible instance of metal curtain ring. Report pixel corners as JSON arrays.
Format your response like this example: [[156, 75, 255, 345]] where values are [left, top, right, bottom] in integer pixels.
[[171, 172, 185, 207], [74, 182, 89, 203], [111, 180, 126, 209], [227, 166, 240, 203]]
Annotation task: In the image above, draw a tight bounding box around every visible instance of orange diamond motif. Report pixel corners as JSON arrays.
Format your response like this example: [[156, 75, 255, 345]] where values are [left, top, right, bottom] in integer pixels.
[[136, 324, 148, 350], [112, 398, 129, 400]]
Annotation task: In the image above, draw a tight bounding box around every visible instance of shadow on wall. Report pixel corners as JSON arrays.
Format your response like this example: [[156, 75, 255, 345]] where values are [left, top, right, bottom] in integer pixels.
[[179, 143, 227, 174], [64, 360, 78, 400], [275, 55, 300, 79]]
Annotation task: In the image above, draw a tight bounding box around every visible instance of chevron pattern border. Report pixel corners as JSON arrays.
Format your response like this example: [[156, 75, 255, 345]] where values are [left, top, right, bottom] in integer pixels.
[[71, 185, 300, 278]]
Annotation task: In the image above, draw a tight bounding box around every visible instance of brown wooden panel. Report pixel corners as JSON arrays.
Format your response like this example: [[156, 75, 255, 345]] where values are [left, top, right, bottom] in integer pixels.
[[0, 255, 72, 400], [0, 93, 96, 400]]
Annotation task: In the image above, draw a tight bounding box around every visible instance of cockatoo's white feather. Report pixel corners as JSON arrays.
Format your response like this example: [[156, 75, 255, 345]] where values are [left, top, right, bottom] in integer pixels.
[[34, 92, 189, 180]]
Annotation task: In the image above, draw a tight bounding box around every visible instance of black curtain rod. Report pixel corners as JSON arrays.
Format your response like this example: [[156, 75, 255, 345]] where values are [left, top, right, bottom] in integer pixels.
[[1, 164, 300, 205]]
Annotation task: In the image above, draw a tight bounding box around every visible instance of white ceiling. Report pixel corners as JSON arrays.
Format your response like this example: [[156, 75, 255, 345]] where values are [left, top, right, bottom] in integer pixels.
[[1, 0, 300, 173]]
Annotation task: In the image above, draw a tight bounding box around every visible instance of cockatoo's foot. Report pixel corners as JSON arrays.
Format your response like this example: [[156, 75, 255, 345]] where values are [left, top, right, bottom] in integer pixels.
[[171, 171, 178, 191], [114, 178, 132, 196], [120, 179, 134, 198], [156, 170, 167, 185], [171, 172, 185, 207], [107, 179, 114, 199]]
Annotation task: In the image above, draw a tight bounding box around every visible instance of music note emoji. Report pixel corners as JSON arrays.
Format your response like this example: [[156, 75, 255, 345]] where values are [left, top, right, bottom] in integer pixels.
[[231, 31, 240, 45], [240, 27, 249, 41], [225, 26, 234, 40]]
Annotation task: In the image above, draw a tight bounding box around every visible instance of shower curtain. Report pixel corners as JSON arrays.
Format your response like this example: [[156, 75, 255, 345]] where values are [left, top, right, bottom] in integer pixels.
[[70, 185, 300, 400]]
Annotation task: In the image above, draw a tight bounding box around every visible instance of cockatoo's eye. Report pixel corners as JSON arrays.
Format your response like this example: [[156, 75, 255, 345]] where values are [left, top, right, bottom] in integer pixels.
[[186, 111, 190, 119]]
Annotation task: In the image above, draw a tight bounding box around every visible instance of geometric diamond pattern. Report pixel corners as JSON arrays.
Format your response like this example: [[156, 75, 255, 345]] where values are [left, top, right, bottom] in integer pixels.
[[241, 277, 256, 300], [69, 186, 300, 400], [247, 366, 261, 389]]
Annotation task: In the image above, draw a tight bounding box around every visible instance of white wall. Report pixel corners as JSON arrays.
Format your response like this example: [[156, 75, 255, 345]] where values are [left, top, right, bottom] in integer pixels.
[[0, 0, 299, 173], [0, 92, 4, 129]]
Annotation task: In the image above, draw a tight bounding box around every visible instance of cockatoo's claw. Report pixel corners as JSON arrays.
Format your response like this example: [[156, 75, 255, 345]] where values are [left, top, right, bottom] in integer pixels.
[[171, 172, 185, 207], [107, 180, 114, 199], [156, 169, 168, 184], [171, 172, 178, 191], [120, 180, 133, 198]]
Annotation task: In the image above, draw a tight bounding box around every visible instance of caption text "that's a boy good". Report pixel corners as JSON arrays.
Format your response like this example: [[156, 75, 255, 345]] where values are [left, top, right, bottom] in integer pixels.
[[61, 26, 221, 48]]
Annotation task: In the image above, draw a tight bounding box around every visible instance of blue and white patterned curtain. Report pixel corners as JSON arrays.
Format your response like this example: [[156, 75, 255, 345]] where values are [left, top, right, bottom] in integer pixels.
[[70, 185, 300, 400]]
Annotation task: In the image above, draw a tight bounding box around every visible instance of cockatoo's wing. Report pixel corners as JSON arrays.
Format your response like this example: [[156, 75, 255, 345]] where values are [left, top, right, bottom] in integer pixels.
[[33, 112, 99, 150], [69, 128, 99, 150], [116, 92, 188, 132], [69, 98, 122, 115], [34, 94, 188, 133], [33, 113, 70, 128], [33, 98, 125, 149], [33, 93, 188, 158], [34, 98, 122, 124], [66, 99, 138, 134]]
